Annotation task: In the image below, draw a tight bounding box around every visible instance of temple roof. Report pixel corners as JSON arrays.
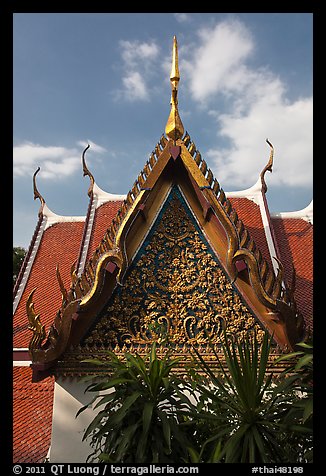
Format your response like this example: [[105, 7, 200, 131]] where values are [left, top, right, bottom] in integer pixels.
[[12, 35, 313, 467], [13, 36, 312, 368], [13, 367, 54, 462], [13, 174, 313, 350], [271, 213, 313, 333], [13, 161, 126, 348]]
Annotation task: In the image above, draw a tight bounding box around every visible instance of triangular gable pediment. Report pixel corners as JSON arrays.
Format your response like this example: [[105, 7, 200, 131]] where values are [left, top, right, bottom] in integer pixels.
[[27, 134, 305, 377], [81, 185, 264, 350]]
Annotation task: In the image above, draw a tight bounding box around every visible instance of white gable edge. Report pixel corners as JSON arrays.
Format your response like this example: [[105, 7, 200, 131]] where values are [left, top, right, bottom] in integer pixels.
[[271, 200, 313, 224]]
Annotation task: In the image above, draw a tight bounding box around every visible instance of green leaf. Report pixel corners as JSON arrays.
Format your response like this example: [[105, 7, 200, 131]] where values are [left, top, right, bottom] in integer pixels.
[[93, 392, 116, 410], [274, 351, 303, 363], [296, 342, 313, 350], [187, 446, 200, 463], [303, 398, 313, 423], [83, 409, 107, 441], [252, 425, 267, 463], [162, 376, 170, 390], [108, 391, 142, 427], [115, 422, 140, 461], [149, 358, 160, 395], [76, 394, 99, 418], [160, 411, 171, 453], [142, 401, 154, 436], [295, 354, 313, 370], [224, 424, 249, 462], [149, 341, 157, 365], [272, 374, 298, 395], [287, 424, 313, 434], [209, 439, 222, 463], [137, 403, 153, 462], [85, 377, 133, 393], [257, 332, 272, 389], [98, 453, 114, 462]]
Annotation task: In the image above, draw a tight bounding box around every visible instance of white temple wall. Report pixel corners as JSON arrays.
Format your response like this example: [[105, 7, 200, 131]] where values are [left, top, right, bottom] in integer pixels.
[[49, 377, 102, 463], [49, 376, 199, 463]]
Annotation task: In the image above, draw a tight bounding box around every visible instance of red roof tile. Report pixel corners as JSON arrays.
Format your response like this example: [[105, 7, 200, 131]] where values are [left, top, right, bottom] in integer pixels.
[[14, 221, 84, 348], [13, 367, 54, 463], [86, 200, 123, 261], [228, 197, 273, 268], [271, 217, 313, 331]]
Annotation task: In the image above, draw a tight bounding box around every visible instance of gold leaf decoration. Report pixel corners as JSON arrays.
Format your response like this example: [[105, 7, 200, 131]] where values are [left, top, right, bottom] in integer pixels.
[[83, 187, 265, 349]]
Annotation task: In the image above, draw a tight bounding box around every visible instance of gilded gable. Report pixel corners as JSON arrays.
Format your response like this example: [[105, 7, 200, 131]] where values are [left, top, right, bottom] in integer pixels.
[[82, 186, 265, 349]]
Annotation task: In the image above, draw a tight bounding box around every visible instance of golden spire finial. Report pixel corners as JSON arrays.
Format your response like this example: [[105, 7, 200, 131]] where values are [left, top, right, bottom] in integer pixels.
[[165, 36, 184, 142], [170, 35, 180, 88]]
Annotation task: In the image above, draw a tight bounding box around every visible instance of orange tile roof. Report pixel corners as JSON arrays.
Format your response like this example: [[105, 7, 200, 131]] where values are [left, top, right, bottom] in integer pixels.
[[86, 200, 124, 262], [13, 367, 54, 463], [271, 217, 313, 332], [14, 221, 84, 348], [228, 197, 273, 268]]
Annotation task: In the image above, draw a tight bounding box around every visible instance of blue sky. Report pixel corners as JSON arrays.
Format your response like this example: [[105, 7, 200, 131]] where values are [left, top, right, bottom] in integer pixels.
[[13, 13, 313, 248]]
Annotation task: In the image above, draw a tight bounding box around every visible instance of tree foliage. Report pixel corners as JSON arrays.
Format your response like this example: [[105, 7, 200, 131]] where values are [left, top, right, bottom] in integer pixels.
[[13, 246, 27, 285]]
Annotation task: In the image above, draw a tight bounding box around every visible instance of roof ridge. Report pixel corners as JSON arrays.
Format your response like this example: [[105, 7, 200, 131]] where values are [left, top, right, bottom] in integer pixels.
[[13, 213, 45, 312], [69, 133, 168, 298], [26, 129, 305, 370], [42, 204, 85, 229], [176, 131, 304, 332], [271, 200, 313, 224]]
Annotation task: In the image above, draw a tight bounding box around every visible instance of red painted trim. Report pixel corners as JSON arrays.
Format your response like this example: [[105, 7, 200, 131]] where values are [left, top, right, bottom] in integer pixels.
[[169, 145, 181, 160], [235, 260, 247, 272], [105, 262, 118, 274], [13, 350, 30, 361]]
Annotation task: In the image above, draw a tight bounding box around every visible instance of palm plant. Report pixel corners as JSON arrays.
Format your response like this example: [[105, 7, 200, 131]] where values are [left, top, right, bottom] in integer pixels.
[[78, 330, 313, 464], [184, 331, 310, 463], [272, 340, 313, 462], [77, 342, 196, 463]]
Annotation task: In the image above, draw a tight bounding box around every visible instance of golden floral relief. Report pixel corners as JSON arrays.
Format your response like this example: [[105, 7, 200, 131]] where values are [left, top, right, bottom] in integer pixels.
[[83, 187, 264, 348]]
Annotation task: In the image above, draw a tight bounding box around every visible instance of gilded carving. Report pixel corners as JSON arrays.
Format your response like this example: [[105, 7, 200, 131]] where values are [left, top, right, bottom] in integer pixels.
[[83, 188, 264, 348], [26, 37, 305, 368], [26, 288, 46, 356]]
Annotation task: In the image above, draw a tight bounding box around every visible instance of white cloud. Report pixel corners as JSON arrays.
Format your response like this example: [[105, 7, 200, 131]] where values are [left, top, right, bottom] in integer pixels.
[[120, 40, 159, 67], [122, 71, 147, 101], [182, 19, 313, 189], [76, 140, 107, 154], [116, 39, 160, 102], [13, 140, 107, 179], [207, 96, 313, 189], [174, 13, 192, 23], [183, 19, 254, 103]]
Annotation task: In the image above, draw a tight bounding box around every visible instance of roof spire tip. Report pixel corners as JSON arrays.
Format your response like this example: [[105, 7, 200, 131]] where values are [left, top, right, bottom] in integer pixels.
[[165, 36, 184, 142]]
